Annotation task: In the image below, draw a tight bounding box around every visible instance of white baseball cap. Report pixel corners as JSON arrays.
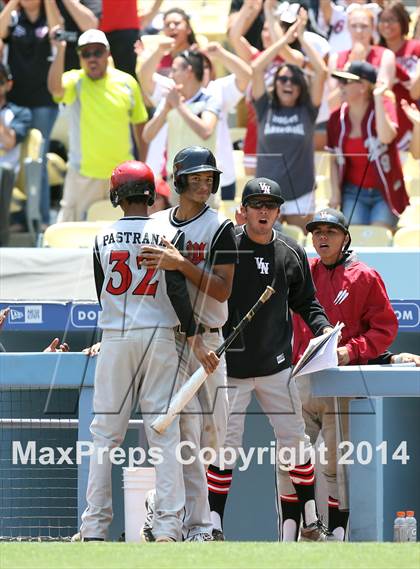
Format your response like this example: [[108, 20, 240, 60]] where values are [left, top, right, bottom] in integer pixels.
[[77, 29, 109, 49]]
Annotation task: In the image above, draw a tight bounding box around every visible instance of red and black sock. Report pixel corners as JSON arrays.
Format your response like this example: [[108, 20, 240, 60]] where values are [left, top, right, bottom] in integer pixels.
[[280, 494, 300, 541], [288, 460, 318, 527], [207, 464, 233, 529], [328, 496, 349, 540]]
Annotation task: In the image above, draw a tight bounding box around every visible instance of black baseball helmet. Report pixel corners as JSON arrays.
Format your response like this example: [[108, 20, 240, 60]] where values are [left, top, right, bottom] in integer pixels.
[[306, 208, 349, 234], [110, 160, 155, 207], [241, 177, 284, 205], [173, 146, 221, 194]]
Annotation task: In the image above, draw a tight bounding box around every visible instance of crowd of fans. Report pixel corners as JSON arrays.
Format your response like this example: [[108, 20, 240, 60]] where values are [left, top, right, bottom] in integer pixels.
[[0, 0, 419, 242]]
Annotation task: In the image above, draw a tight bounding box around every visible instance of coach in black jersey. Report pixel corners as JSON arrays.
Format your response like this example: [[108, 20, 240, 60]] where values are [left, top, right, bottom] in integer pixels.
[[207, 177, 334, 542]]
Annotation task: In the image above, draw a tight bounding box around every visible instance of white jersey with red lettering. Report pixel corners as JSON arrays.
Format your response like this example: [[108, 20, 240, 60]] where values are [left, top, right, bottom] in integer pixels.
[[152, 205, 236, 328], [94, 216, 183, 332]]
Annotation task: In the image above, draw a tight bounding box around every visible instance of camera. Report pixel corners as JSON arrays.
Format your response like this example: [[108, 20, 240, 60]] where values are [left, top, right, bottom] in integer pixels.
[[54, 30, 78, 43]]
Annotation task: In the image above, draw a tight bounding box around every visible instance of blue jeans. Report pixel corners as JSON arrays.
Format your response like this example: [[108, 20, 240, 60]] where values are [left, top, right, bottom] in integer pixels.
[[342, 182, 399, 228], [31, 105, 59, 224]]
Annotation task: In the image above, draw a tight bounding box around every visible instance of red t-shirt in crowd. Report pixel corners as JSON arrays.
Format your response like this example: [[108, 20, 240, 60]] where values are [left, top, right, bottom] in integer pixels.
[[100, 0, 139, 32], [393, 39, 420, 147], [342, 137, 380, 188]]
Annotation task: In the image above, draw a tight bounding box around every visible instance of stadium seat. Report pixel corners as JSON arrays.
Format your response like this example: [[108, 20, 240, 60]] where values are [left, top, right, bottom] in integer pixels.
[[350, 225, 393, 247], [314, 151, 331, 209], [229, 127, 246, 145], [86, 200, 121, 222], [400, 151, 420, 198], [398, 199, 420, 228], [233, 149, 252, 192], [392, 226, 420, 248], [9, 128, 43, 243], [279, 224, 306, 246], [219, 199, 239, 223], [42, 221, 112, 248]]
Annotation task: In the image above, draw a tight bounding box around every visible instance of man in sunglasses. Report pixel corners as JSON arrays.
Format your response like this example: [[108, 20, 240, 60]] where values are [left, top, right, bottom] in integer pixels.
[[207, 177, 334, 541], [48, 28, 148, 222]]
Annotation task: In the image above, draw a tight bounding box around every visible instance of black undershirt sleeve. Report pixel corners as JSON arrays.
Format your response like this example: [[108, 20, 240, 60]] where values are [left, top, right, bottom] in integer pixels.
[[208, 221, 238, 267], [368, 352, 393, 365], [93, 237, 104, 307], [165, 230, 198, 338], [288, 246, 331, 336]]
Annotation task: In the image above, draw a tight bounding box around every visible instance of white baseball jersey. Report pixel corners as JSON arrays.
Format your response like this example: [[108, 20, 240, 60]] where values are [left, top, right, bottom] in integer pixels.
[[153, 206, 237, 328], [94, 216, 184, 332]]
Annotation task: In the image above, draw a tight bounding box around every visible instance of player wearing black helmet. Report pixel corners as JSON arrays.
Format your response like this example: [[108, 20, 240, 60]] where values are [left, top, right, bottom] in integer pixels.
[[75, 160, 218, 543], [139, 146, 238, 542]]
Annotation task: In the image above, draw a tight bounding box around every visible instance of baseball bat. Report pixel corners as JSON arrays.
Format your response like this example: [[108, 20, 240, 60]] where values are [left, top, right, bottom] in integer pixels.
[[151, 285, 275, 434]]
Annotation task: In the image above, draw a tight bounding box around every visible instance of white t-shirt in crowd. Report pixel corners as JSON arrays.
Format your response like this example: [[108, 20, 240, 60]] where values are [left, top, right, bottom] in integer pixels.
[[146, 73, 244, 187]]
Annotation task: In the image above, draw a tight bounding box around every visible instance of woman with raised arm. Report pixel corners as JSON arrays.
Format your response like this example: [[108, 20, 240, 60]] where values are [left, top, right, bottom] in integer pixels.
[[328, 61, 409, 230], [378, 0, 420, 150], [251, 10, 327, 231]]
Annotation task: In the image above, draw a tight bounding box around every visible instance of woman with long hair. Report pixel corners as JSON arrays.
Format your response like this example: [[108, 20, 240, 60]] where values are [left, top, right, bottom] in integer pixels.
[[328, 61, 409, 230], [329, 6, 396, 110], [0, 0, 62, 228], [378, 0, 420, 149], [251, 10, 327, 231]]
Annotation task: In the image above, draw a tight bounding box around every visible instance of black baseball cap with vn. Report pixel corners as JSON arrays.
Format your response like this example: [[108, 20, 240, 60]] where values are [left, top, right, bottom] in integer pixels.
[[241, 177, 284, 205], [332, 61, 377, 84]]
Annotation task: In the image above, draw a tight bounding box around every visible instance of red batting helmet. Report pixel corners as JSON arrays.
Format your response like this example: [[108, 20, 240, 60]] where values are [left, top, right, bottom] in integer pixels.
[[110, 161, 156, 207]]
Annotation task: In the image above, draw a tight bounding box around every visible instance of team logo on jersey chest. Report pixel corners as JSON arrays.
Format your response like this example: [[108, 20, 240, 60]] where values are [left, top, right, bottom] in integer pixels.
[[186, 241, 206, 265], [333, 289, 349, 305], [255, 257, 269, 275]]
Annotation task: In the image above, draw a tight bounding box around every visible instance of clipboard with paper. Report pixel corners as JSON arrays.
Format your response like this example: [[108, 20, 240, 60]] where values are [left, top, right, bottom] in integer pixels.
[[292, 322, 344, 378]]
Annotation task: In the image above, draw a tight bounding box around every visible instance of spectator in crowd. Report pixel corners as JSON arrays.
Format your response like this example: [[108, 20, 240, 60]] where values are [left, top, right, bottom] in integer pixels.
[[228, 0, 265, 52], [317, 1, 381, 56], [0, 0, 63, 229], [148, 177, 171, 215], [378, 1, 420, 150], [55, 0, 100, 71], [328, 5, 396, 111], [142, 51, 220, 206], [278, 207, 399, 541], [139, 40, 251, 200], [401, 98, 420, 159], [142, 7, 198, 78], [328, 61, 409, 229], [100, 0, 163, 77], [0, 62, 31, 242], [251, 10, 328, 231], [48, 28, 148, 222], [229, 0, 304, 175]]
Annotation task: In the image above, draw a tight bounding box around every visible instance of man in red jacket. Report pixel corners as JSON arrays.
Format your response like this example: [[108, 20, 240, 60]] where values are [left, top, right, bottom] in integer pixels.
[[278, 207, 398, 541]]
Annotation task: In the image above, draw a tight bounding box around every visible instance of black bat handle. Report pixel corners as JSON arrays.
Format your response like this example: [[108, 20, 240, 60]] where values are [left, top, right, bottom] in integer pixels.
[[215, 285, 275, 358]]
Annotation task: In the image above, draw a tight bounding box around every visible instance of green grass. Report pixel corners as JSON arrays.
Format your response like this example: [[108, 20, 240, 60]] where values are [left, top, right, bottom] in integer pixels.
[[1, 542, 419, 569]]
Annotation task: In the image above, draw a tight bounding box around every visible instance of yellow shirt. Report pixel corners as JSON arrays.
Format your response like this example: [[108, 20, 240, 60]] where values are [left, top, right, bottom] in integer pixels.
[[56, 67, 147, 179]]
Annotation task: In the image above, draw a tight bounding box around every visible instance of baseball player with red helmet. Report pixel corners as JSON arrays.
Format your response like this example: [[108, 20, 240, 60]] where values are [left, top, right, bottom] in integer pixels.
[[277, 208, 398, 541], [139, 146, 238, 541], [76, 160, 218, 542]]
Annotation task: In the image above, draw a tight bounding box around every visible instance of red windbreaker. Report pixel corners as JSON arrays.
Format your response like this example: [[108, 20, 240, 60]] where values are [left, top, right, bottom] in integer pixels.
[[292, 252, 398, 365]]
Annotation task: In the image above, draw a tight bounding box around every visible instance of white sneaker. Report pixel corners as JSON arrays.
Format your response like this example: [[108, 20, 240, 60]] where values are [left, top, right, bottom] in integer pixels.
[[300, 520, 332, 542], [155, 536, 176, 542], [140, 489, 156, 542], [185, 532, 214, 542]]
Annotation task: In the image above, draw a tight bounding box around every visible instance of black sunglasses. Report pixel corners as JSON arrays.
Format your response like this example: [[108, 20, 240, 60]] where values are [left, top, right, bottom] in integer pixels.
[[79, 48, 106, 59], [276, 75, 300, 86], [245, 200, 279, 210], [336, 76, 361, 85]]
